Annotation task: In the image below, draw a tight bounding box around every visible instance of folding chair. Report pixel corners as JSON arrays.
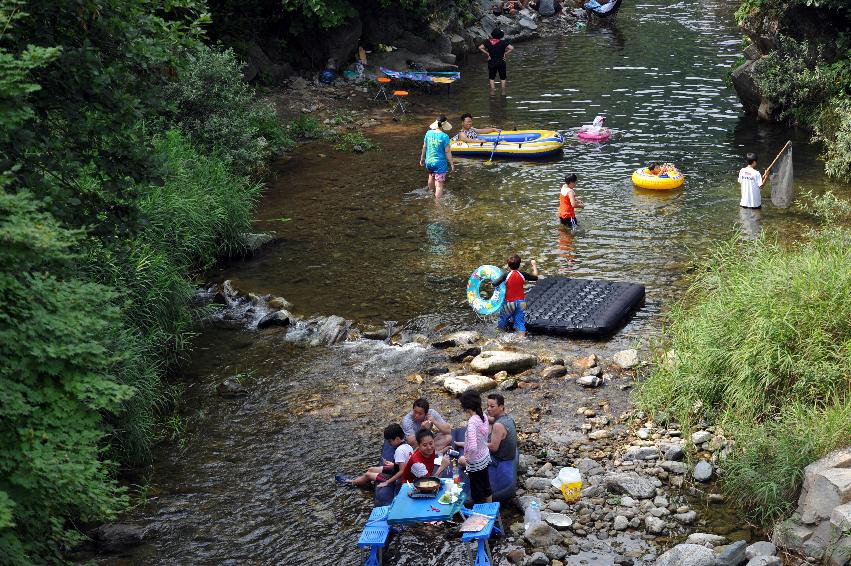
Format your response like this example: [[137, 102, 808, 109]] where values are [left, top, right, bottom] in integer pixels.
[[391, 90, 409, 115], [372, 77, 392, 102]]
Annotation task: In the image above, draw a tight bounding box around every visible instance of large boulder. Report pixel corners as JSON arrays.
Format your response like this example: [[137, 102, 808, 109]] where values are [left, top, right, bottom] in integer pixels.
[[470, 351, 537, 375], [244, 43, 292, 84], [655, 543, 716, 566], [256, 309, 291, 329], [326, 18, 362, 69], [603, 472, 658, 499], [797, 447, 851, 524], [443, 374, 497, 396], [731, 60, 762, 114], [94, 523, 147, 553], [311, 315, 349, 346]]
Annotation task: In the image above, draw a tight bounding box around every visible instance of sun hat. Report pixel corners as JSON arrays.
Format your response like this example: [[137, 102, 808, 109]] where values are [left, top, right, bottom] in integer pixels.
[[411, 462, 429, 478], [429, 115, 452, 131]]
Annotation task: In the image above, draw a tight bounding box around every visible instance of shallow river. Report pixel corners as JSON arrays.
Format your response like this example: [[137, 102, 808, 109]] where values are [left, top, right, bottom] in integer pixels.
[[101, 0, 850, 564]]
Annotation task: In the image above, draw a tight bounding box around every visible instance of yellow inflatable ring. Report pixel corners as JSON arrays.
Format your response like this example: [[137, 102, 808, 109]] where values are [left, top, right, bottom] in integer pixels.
[[631, 167, 685, 190]]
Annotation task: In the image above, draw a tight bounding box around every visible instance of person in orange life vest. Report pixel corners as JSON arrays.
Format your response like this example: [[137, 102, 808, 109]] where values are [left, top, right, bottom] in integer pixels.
[[490, 254, 539, 336], [559, 173, 585, 232]]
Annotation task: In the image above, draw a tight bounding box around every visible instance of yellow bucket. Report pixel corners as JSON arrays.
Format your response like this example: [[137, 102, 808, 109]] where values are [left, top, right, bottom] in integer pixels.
[[553, 467, 582, 503]]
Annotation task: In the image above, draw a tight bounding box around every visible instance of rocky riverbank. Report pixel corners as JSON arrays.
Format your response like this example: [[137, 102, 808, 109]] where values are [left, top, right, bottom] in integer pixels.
[[195, 280, 794, 565]]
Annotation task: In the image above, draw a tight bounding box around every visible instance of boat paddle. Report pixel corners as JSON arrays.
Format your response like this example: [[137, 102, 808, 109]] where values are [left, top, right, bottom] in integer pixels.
[[484, 129, 502, 166]]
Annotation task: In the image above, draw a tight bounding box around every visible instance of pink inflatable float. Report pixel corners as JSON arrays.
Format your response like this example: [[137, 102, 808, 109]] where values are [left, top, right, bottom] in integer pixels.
[[577, 128, 612, 142]]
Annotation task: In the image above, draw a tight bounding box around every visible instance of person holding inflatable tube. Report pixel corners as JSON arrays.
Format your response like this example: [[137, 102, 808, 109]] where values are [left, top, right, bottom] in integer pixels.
[[490, 254, 539, 336]]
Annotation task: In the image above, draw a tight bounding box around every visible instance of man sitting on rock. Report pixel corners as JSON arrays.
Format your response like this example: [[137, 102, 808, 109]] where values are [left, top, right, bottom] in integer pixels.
[[402, 398, 451, 450]]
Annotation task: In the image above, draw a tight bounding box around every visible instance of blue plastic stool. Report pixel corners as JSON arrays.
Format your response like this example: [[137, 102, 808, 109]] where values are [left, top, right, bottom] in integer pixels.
[[358, 506, 390, 566], [460, 502, 502, 566]]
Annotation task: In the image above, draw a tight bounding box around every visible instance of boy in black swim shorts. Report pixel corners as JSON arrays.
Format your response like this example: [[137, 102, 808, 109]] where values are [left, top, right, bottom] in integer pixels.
[[479, 29, 514, 94]]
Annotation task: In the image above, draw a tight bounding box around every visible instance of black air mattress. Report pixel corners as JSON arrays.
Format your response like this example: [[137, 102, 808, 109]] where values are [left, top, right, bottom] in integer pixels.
[[525, 277, 645, 337]]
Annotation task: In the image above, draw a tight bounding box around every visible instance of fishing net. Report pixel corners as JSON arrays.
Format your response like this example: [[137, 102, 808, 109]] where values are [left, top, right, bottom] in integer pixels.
[[770, 142, 794, 208]]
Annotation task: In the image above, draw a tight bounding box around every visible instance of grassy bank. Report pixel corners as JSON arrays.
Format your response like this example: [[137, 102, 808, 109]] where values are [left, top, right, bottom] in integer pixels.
[[0, 2, 285, 562], [638, 194, 851, 527]]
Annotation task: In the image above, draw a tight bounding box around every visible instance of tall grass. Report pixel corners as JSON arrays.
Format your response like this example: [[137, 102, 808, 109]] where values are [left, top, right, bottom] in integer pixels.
[[638, 195, 851, 526]]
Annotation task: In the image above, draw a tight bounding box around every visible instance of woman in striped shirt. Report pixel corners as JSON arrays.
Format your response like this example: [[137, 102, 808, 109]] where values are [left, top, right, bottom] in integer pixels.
[[458, 390, 492, 503]]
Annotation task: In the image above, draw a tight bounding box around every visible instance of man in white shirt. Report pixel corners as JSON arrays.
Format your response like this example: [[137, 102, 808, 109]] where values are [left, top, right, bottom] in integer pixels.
[[739, 152, 766, 209]]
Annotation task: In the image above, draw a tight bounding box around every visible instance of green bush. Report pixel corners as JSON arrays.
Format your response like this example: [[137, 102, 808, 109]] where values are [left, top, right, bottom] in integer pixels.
[[638, 196, 851, 527], [165, 46, 288, 176], [288, 115, 325, 139], [335, 131, 379, 152], [814, 97, 851, 181]]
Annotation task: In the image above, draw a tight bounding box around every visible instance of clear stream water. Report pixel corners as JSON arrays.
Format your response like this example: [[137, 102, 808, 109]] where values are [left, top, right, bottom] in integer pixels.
[[99, 0, 850, 564]]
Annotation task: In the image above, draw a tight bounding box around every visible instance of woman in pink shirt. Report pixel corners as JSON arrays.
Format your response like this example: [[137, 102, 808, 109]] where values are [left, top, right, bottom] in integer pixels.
[[458, 390, 492, 503]]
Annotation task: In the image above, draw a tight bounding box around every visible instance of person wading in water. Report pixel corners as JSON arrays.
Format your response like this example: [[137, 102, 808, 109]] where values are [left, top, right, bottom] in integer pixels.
[[479, 29, 514, 94]]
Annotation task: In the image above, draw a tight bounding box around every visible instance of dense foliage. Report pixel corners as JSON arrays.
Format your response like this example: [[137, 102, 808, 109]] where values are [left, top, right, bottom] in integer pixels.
[[638, 194, 851, 526], [0, 0, 283, 562], [736, 0, 851, 181]]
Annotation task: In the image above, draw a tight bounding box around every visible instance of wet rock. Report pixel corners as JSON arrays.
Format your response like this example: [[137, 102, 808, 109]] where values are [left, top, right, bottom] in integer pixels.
[[603, 472, 658, 499], [693, 460, 714, 482], [624, 446, 660, 461], [311, 315, 349, 346], [685, 533, 727, 547], [525, 521, 562, 547], [541, 512, 573, 530], [426, 366, 450, 376], [673, 510, 697, 524], [746, 541, 777, 559], [714, 540, 747, 566], [613, 515, 629, 530], [216, 379, 247, 398], [572, 354, 597, 369], [431, 372, 454, 387], [432, 330, 480, 349], [470, 351, 537, 374], [691, 430, 713, 445], [541, 365, 567, 379], [745, 557, 781, 566], [519, 17, 538, 31], [644, 516, 666, 534], [449, 346, 481, 362], [267, 296, 292, 310], [362, 328, 389, 340], [443, 374, 496, 396], [94, 523, 146, 553], [612, 349, 640, 369], [655, 543, 716, 566], [576, 375, 602, 388], [256, 309, 291, 329], [240, 232, 276, 254], [528, 551, 550, 565]]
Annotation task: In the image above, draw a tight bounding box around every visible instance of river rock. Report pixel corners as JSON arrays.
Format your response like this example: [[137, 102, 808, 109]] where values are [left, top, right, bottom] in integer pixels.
[[636, 428, 650, 440], [528, 551, 550, 565], [685, 533, 727, 547], [362, 327, 389, 340], [613, 515, 629, 530], [623, 446, 660, 461], [256, 309, 291, 329], [746, 541, 777, 559], [526, 477, 552, 491], [691, 430, 713, 445], [831, 503, 851, 530], [498, 378, 518, 391], [674, 510, 697, 524], [713, 541, 747, 566], [660, 461, 688, 475], [576, 375, 602, 388], [548, 500, 569, 512], [612, 349, 640, 369], [655, 543, 716, 566], [470, 351, 537, 374], [443, 374, 496, 396], [449, 346, 481, 362], [94, 523, 146, 553], [572, 354, 597, 369], [542, 512, 573, 530], [525, 521, 562, 547], [577, 457, 604, 477], [432, 330, 481, 349], [693, 460, 714, 482], [267, 296, 292, 310], [588, 430, 611, 440], [644, 516, 666, 534], [216, 379, 247, 398], [603, 472, 658, 499], [664, 445, 685, 461], [519, 18, 538, 31], [745, 558, 781, 566], [541, 365, 567, 379], [311, 315, 348, 346]]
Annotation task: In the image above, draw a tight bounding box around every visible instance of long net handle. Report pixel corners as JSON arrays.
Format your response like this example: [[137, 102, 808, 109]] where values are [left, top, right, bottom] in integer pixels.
[[765, 140, 792, 175]]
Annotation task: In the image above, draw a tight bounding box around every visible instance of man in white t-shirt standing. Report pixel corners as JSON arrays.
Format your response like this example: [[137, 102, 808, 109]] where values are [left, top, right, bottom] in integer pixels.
[[738, 152, 766, 209]]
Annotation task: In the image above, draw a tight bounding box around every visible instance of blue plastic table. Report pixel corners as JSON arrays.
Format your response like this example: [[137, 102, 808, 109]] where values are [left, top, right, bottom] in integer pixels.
[[385, 481, 465, 525]]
